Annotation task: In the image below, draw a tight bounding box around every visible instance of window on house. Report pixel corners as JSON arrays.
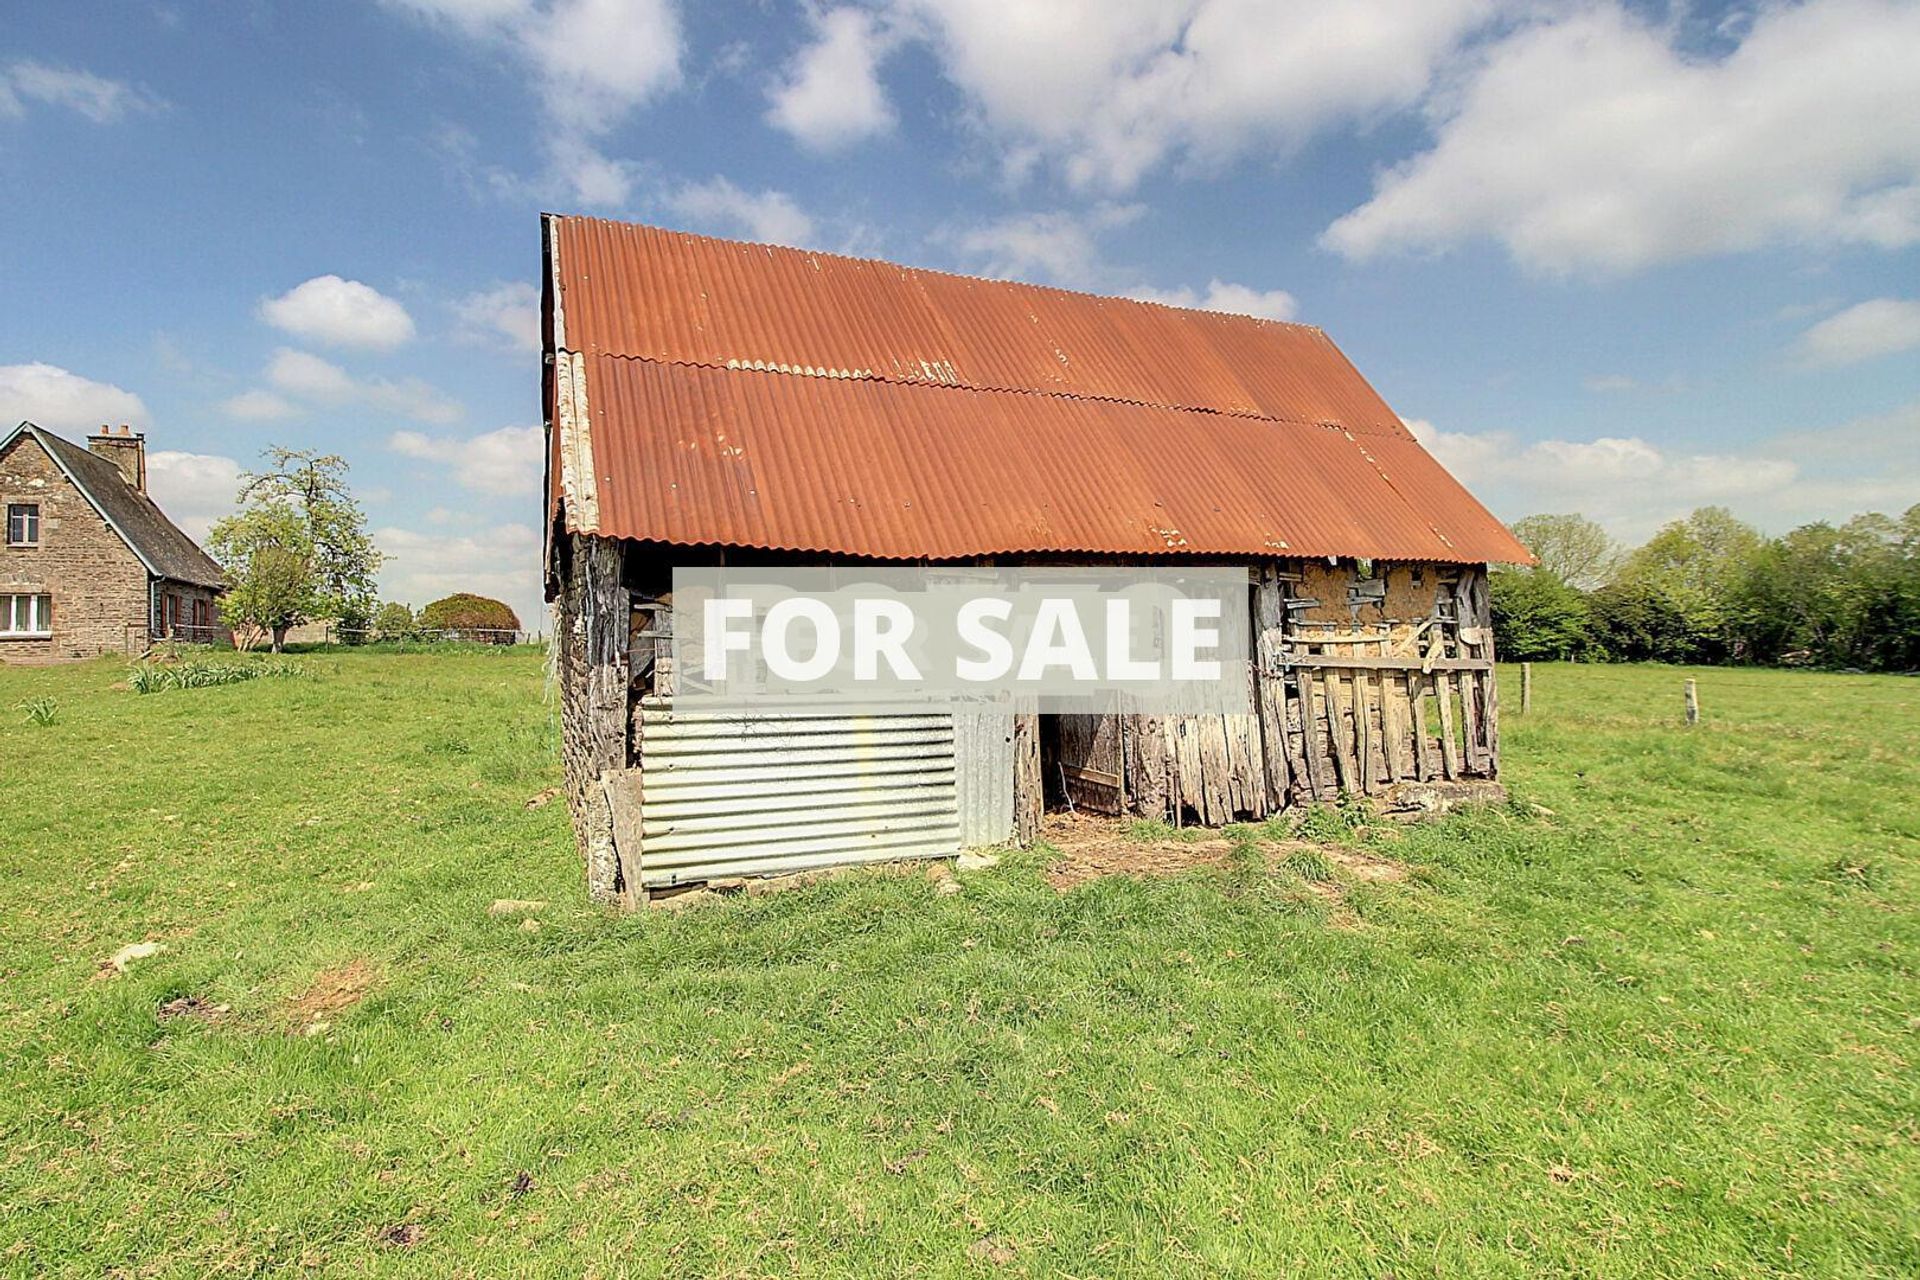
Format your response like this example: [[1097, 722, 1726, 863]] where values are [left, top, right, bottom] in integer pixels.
[[6, 503, 39, 546], [1, 594, 52, 636]]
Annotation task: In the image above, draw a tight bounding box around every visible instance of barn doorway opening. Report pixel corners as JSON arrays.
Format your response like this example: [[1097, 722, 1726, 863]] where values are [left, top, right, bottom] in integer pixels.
[[1039, 713, 1126, 816]]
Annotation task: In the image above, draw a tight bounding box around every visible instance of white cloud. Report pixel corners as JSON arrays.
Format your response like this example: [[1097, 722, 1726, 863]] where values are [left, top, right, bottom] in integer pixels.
[[0, 363, 149, 432], [766, 7, 896, 150], [0, 60, 163, 123], [1793, 297, 1920, 368], [259, 275, 416, 350], [453, 281, 542, 353], [887, 0, 1496, 190], [1407, 401, 1920, 542], [390, 0, 681, 208], [374, 521, 545, 633], [941, 203, 1144, 287], [387, 0, 681, 133], [1325, 0, 1920, 274], [388, 425, 544, 496], [219, 389, 300, 421], [668, 176, 817, 246], [146, 450, 242, 541], [526, 0, 683, 131], [546, 135, 642, 208], [265, 348, 462, 424], [266, 349, 357, 399], [1130, 278, 1298, 321]]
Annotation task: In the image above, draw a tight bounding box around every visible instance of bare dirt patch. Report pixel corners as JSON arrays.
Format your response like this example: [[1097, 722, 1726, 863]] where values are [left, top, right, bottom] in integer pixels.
[[1041, 813, 1237, 890], [156, 995, 229, 1024], [1041, 813, 1408, 895], [282, 959, 376, 1033], [374, 1223, 423, 1249], [1322, 844, 1408, 884]]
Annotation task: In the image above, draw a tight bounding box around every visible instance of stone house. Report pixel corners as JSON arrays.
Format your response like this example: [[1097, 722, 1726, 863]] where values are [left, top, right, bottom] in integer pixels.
[[0, 422, 226, 663]]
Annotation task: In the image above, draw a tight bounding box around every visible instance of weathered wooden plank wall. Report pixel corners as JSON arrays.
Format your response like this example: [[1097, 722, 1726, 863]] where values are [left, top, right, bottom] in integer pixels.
[[1122, 560, 1502, 823]]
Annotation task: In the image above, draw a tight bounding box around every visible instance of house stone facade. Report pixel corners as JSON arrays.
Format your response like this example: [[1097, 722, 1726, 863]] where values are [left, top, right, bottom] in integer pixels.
[[1, 423, 226, 664]]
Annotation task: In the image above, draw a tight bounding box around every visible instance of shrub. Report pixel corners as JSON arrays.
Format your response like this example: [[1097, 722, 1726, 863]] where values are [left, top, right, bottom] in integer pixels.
[[418, 593, 522, 644], [373, 601, 417, 641], [1490, 568, 1590, 660], [336, 599, 377, 645]]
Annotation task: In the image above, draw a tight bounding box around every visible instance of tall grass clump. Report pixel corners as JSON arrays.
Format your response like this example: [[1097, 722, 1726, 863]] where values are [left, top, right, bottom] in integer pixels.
[[127, 658, 304, 693]]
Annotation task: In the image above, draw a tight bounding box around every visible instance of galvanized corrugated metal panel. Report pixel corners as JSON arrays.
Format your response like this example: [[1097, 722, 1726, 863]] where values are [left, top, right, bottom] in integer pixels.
[[551, 216, 1409, 435], [634, 706, 961, 885], [954, 713, 1015, 847], [575, 354, 1523, 563], [544, 215, 1534, 566]]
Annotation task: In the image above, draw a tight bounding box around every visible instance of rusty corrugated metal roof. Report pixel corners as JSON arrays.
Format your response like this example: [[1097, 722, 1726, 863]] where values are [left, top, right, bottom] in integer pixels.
[[545, 215, 1531, 565]]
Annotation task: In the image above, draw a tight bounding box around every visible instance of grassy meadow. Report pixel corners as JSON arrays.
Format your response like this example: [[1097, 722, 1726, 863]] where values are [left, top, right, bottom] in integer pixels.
[[0, 650, 1915, 1277]]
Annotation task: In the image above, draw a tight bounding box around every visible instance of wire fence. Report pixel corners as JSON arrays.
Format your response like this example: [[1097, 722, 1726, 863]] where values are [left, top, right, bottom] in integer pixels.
[[324, 626, 545, 646], [126, 622, 548, 652]]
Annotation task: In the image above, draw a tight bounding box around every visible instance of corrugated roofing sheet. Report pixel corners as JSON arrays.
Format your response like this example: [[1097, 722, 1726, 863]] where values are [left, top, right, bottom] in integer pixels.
[[545, 215, 1531, 565]]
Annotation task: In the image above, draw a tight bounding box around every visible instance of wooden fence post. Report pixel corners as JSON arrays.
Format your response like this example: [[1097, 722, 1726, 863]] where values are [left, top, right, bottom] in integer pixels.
[[1521, 661, 1532, 715], [1684, 677, 1699, 726]]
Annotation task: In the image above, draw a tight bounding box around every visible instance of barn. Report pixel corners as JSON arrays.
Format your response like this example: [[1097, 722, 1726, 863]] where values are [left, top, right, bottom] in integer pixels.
[[541, 215, 1532, 904]]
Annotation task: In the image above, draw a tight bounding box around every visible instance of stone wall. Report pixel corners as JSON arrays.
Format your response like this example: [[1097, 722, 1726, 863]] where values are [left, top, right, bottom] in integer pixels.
[[0, 434, 151, 663], [155, 580, 227, 645], [554, 533, 629, 903]]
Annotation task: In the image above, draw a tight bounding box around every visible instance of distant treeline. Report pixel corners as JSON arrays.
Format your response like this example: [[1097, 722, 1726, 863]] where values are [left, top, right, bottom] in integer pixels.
[[1492, 506, 1920, 672]]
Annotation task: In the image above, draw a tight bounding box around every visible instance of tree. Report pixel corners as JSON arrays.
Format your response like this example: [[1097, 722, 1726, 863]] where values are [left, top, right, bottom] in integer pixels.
[[373, 601, 416, 640], [1616, 507, 1765, 661], [207, 502, 313, 653], [207, 447, 384, 653], [418, 593, 521, 643], [1586, 580, 1710, 663], [1736, 509, 1920, 670], [1509, 514, 1619, 590], [237, 447, 382, 624], [1490, 568, 1590, 660]]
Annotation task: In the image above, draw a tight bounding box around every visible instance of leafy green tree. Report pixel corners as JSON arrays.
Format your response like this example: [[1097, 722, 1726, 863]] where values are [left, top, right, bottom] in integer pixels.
[[1490, 568, 1590, 659], [1616, 507, 1765, 661], [207, 501, 313, 653], [373, 601, 416, 640], [418, 593, 522, 643], [1509, 514, 1619, 590], [1585, 580, 1705, 663], [1737, 508, 1920, 670], [1486, 502, 1920, 672], [237, 447, 383, 625], [207, 447, 384, 653]]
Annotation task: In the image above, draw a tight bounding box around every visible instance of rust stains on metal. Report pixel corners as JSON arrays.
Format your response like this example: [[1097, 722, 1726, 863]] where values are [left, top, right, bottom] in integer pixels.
[[543, 215, 1532, 565]]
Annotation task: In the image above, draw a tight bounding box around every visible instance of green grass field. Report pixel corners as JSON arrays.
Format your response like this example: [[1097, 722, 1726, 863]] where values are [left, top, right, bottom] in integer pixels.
[[1, 651, 1915, 1277]]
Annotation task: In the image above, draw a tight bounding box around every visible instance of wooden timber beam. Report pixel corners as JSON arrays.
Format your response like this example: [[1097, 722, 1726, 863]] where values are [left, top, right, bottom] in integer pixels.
[[1273, 655, 1494, 673]]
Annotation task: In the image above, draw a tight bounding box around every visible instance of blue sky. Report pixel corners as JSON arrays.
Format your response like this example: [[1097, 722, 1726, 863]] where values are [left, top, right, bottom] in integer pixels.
[[3, 0, 1916, 625]]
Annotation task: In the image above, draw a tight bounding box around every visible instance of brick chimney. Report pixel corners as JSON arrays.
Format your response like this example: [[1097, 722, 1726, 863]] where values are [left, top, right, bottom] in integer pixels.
[[87, 424, 147, 493]]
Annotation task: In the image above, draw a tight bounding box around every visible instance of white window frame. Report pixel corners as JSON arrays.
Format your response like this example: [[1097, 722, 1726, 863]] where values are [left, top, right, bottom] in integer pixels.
[[1, 593, 52, 637], [5, 503, 39, 547]]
